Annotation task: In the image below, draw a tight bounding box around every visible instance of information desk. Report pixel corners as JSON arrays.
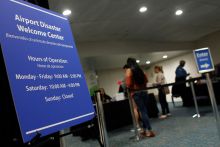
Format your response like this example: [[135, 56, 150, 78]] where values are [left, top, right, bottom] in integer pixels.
[[71, 93, 159, 140], [178, 81, 220, 106], [104, 93, 158, 131]]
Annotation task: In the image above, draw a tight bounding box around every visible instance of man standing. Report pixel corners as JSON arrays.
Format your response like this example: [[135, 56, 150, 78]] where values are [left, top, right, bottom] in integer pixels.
[[175, 60, 190, 106]]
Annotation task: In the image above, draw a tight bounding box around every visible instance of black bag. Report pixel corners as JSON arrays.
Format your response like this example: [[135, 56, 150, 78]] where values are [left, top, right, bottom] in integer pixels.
[[172, 84, 180, 96], [147, 93, 159, 118]]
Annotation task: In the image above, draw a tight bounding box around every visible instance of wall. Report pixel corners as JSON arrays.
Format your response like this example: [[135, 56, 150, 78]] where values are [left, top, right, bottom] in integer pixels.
[[97, 68, 124, 99], [196, 31, 220, 64], [81, 58, 99, 96], [77, 41, 194, 58], [97, 53, 201, 102]]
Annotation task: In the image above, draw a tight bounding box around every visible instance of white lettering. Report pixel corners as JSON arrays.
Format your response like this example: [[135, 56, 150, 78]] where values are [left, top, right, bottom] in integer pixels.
[[16, 74, 36, 80], [45, 95, 62, 102], [28, 56, 43, 62], [38, 74, 53, 80], [62, 93, 74, 99], [26, 85, 47, 92], [197, 52, 208, 58], [40, 21, 61, 32], [47, 32, 64, 40], [17, 25, 47, 37], [15, 14, 39, 26]]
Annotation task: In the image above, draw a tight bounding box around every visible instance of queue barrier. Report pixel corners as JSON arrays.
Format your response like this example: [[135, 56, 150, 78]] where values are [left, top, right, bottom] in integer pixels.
[[32, 76, 219, 146], [95, 91, 110, 147], [127, 76, 220, 141], [92, 77, 205, 144]]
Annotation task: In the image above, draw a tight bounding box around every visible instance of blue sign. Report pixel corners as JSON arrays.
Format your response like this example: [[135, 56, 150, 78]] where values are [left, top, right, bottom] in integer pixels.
[[194, 47, 215, 73], [0, 0, 95, 143]]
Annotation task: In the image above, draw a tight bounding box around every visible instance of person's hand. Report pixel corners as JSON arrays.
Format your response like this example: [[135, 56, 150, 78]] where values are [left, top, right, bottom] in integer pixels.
[[153, 83, 160, 87]]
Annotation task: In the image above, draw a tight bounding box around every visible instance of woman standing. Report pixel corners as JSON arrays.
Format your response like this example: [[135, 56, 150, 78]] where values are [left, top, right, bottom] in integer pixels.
[[125, 58, 155, 137], [123, 64, 141, 130], [154, 66, 171, 119]]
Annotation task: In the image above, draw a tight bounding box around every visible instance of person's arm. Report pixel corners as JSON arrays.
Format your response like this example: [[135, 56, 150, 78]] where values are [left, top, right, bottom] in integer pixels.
[[125, 68, 133, 89], [144, 73, 148, 83], [104, 94, 112, 100], [183, 69, 188, 77]]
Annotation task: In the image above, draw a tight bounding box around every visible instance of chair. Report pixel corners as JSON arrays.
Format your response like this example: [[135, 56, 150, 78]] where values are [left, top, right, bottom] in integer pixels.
[[171, 85, 182, 107], [171, 94, 181, 107]]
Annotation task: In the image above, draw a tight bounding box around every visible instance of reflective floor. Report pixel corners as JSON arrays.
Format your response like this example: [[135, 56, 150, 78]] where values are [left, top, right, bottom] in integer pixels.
[[63, 103, 220, 147]]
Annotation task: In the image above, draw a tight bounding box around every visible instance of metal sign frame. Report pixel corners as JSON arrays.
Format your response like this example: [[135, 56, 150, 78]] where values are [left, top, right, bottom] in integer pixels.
[[193, 47, 215, 73]]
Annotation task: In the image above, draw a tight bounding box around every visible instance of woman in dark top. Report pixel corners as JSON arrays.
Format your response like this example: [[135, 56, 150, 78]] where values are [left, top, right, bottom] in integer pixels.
[[125, 58, 155, 137]]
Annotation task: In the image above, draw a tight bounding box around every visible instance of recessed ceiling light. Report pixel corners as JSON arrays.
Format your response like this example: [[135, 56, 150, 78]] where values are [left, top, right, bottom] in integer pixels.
[[146, 60, 151, 64], [139, 6, 147, 13], [175, 9, 183, 16], [136, 60, 140, 63], [163, 55, 168, 59], [63, 9, 72, 16]]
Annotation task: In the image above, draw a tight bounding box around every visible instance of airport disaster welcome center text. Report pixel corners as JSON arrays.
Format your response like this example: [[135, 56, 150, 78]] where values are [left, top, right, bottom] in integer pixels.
[[15, 14, 64, 41]]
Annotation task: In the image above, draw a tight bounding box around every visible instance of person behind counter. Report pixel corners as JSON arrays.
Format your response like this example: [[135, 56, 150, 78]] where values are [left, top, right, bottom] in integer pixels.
[[175, 60, 190, 106], [125, 58, 155, 137], [99, 88, 112, 103]]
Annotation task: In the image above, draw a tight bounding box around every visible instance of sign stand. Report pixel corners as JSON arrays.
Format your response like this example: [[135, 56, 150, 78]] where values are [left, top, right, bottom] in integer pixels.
[[206, 73, 220, 138], [194, 47, 220, 138], [59, 130, 65, 147], [27, 132, 42, 146], [189, 81, 200, 118], [127, 89, 140, 141], [95, 92, 110, 147], [0, 45, 21, 146]]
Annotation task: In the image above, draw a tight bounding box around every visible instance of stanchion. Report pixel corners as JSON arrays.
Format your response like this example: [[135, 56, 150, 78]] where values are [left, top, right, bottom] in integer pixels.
[[205, 73, 220, 139], [189, 81, 200, 118], [96, 92, 110, 147], [127, 89, 140, 141], [95, 99, 104, 146], [60, 130, 66, 147]]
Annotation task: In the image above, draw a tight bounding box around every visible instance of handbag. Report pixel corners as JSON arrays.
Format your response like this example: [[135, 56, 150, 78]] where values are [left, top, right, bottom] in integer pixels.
[[164, 86, 170, 95]]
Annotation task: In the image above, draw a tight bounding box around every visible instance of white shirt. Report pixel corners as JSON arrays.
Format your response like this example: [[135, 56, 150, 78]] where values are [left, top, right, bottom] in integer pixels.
[[156, 72, 166, 85]]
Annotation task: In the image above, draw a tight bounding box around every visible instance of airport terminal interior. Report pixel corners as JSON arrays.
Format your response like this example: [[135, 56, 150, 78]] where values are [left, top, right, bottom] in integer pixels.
[[1, 0, 220, 147]]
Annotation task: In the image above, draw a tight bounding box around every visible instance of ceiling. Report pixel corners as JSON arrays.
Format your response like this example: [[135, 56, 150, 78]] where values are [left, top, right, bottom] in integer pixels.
[[47, 0, 220, 70], [49, 0, 220, 42], [83, 50, 190, 70]]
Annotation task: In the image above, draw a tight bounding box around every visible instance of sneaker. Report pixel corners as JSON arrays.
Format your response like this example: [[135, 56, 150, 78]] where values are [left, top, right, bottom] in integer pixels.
[[130, 129, 135, 132], [137, 127, 142, 131], [159, 115, 167, 119], [167, 113, 172, 117], [130, 127, 142, 132]]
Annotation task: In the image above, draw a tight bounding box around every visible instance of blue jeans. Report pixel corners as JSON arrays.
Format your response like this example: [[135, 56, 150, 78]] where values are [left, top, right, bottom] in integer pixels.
[[159, 89, 170, 115], [133, 91, 152, 131]]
